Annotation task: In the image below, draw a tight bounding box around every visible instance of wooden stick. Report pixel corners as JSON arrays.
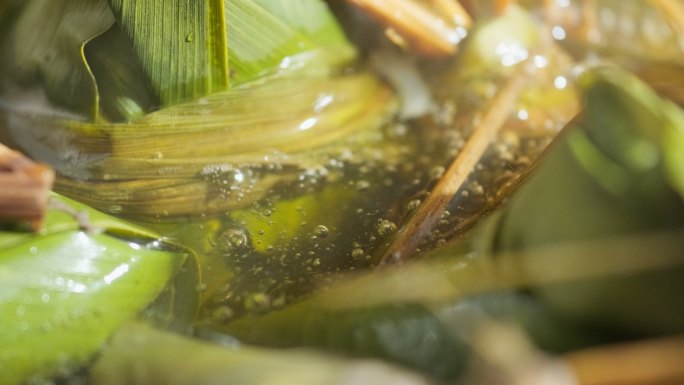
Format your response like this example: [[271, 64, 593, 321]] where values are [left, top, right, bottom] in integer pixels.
[[565, 335, 684, 385], [0, 143, 55, 231], [431, 0, 472, 28], [345, 0, 470, 56], [495, 0, 515, 15]]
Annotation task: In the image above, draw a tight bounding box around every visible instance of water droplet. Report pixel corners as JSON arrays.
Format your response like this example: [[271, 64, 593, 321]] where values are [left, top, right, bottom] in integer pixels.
[[351, 248, 365, 260], [313, 225, 329, 238], [429, 166, 445, 179], [185, 33, 194, 43], [314, 94, 334, 113], [109, 205, 122, 214], [495, 39, 529, 66], [552, 25, 566, 41], [244, 292, 271, 312], [376, 219, 397, 237], [553, 76, 568, 89], [472, 184, 485, 195], [29, 246, 38, 254], [355, 180, 371, 191]]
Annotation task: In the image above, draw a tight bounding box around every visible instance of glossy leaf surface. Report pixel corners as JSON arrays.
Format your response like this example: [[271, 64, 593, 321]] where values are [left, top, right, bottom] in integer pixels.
[[0, 195, 187, 384]]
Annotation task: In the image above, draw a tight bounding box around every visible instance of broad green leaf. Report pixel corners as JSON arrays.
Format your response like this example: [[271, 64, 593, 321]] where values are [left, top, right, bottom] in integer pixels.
[[495, 67, 684, 251], [0, 194, 188, 384], [225, 0, 356, 84], [107, 0, 230, 107], [253, 0, 350, 47], [576, 68, 684, 198]]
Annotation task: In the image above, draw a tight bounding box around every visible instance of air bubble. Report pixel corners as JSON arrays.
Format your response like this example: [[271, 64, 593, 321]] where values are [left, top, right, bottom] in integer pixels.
[[406, 199, 421, 212], [218, 228, 249, 251], [245, 293, 271, 312], [313, 225, 329, 238], [355, 180, 371, 191], [376, 219, 397, 237], [211, 306, 234, 323]]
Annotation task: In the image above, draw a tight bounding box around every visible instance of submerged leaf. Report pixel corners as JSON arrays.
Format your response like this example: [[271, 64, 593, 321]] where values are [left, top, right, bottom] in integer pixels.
[[0, 194, 188, 384], [210, 67, 684, 380], [90, 322, 434, 385], [1, 72, 398, 219]]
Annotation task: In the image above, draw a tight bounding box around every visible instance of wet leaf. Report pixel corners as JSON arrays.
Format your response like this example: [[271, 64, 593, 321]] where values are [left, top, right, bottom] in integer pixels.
[[0, 194, 188, 384]]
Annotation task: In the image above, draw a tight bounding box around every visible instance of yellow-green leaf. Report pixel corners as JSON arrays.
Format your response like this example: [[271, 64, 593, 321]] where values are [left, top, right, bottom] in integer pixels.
[[225, 0, 356, 84], [0, 194, 189, 384]]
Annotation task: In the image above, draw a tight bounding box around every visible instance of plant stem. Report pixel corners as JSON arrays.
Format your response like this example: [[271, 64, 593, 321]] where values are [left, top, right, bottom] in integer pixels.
[[345, 0, 470, 56], [565, 335, 684, 385]]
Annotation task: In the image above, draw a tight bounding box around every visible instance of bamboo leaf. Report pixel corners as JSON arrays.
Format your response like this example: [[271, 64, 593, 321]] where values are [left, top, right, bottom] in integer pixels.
[[0, 194, 188, 385], [1, 73, 398, 219], [106, 0, 229, 107], [225, 0, 356, 84]]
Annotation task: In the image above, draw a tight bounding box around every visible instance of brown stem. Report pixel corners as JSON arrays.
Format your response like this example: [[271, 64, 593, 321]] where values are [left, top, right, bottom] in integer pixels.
[[495, 0, 515, 15], [378, 61, 532, 265], [345, 0, 470, 56], [431, 0, 472, 27], [566, 335, 684, 385], [0, 143, 55, 231]]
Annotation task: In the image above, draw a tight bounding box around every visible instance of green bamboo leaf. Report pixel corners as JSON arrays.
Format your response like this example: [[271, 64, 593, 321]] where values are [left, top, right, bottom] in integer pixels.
[[107, 0, 229, 107], [225, 0, 356, 84], [0, 194, 189, 385]]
